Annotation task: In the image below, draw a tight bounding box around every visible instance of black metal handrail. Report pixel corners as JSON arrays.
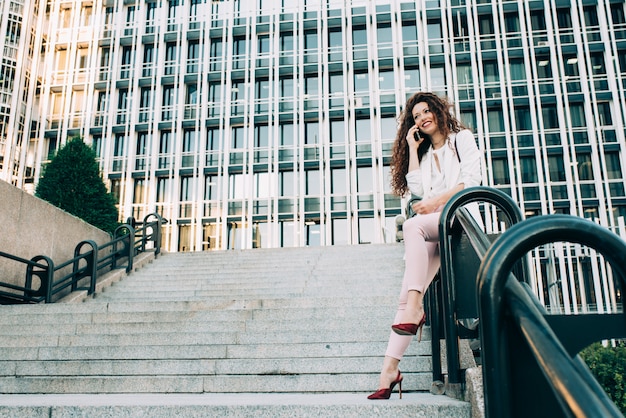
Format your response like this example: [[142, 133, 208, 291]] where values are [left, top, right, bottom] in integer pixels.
[[0, 253, 53, 304], [0, 212, 165, 304], [433, 186, 527, 392], [478, 214, 626, 417]]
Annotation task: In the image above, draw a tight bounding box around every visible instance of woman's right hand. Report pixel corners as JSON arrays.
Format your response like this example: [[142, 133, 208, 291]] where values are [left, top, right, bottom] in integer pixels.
[[406, 125, 423, 150]]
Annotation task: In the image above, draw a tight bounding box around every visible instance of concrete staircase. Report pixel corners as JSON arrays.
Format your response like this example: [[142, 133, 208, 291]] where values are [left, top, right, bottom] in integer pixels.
[[0, 244, 471, 417]]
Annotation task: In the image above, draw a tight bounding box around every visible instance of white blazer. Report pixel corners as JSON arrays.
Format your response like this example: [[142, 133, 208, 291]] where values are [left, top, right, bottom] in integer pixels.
[[405, 129, 484, 225]]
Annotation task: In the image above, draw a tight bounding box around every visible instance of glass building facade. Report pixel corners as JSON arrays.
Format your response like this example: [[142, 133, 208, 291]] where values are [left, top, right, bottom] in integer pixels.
[[0, 0, 41, 189], [2, 0, 626, 257]]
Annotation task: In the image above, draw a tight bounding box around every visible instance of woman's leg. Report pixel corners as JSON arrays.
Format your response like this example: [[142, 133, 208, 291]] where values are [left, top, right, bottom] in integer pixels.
[[375, 213, 441, 389], [396, 212, 441, 325]]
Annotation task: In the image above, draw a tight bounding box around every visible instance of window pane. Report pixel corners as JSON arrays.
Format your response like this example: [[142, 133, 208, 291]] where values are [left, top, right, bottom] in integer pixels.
[[569, 104, 585, 127], [332, 168, 347, 194], [205, 175, 216, 200], [577, 153, 594, 180], [306, 75, 319, 95], [357, 166, 373, 193], [281, 123, 294, 146], [598, 102, 613, 125], [255, 125, 269, 148], [405, 68, 420, 90], [332, 218, 349, 245], [354, 72, 369, 92], [542, 105, 559, 129], [280, 78, 294, 98], [305, 122, 319, 144], [255, 172, 269, 198], [488, 109, 504, 132], [355, 119, 372, 142], [258, 34, 270, 53], [379, 70, 395, 90], [330, 120, 345, 143], [492, 158, 510, 185], [402, 22, 417, 42], [306, 169, 321, 195], [380, 117, 397, 141], [515, 106, 532, 130], [605, 152, 622, 179], [377, 23, 392, 43], [280, 32, 293, 51], [548, 155, 566, 181], [520, 156, 538, 182], [483, 61, 499, 82], [358, 217, 374, 244], [353, 27, 367, 45], [280, 171, 294, 196], [329, 28, 342, 47], [330, 73, 344, 94], [509, 58, 526, 81]]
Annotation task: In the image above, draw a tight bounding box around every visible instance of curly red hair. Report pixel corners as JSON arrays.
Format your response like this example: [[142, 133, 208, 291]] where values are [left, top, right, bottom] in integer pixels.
[[389, 92, 465, 196]]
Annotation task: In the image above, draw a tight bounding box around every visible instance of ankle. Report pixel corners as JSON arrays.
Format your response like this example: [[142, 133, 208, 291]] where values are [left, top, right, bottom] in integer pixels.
[[382, 366, 398, 377], [381, 357, 400, 378], [406, 290, 424, 310], [399, 306, 424, 325]]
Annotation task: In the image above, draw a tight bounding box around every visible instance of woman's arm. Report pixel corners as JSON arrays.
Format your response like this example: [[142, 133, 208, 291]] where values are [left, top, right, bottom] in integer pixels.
[[406, 169, 424, 198], [405, 125, 425, 197], [411, 183, 464, 215], [411, 130, 482, 215]]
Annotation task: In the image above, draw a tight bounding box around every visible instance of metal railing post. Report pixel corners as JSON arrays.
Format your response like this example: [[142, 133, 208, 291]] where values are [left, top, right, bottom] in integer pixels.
[[72, 240, 98, 295], [478, 215, 626, 417], [25, 255, 54, 303], [143, 212, 164, 255], [114, 224, 135, 273], [437, 186, 526, 390]]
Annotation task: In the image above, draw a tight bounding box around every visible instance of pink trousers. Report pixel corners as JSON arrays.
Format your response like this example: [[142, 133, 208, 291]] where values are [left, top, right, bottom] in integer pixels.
[[385, 211, 441, 360]]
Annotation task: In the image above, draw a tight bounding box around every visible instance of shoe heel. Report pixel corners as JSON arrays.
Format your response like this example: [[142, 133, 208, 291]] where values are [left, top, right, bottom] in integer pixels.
[[398, 379, 402, 399], [417, 313, 426, 342]]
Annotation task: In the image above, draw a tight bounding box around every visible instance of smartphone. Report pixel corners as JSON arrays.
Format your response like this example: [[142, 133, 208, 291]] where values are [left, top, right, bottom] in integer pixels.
[[413, 130, 421, 141]]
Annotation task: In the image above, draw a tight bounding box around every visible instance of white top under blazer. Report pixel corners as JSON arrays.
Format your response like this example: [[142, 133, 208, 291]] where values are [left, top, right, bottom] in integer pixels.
[[405, 129, 483, 224]]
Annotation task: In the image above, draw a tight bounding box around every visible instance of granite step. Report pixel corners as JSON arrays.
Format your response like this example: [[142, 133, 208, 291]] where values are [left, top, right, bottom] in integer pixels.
[[0, 393, 471, 418], [0, 244, 471, 416]]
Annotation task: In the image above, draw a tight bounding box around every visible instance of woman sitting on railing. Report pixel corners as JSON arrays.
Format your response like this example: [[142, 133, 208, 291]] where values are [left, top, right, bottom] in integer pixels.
[[368, 91, 483, 400]]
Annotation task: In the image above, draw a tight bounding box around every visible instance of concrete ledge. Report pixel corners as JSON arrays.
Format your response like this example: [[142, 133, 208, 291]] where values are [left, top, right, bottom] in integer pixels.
[[0, 180, 111, 287], [437, 339, 477, 400], [465, 366, 484, 418]]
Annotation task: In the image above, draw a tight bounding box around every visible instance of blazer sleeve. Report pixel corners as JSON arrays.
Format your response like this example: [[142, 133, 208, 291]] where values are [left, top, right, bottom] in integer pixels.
[[406, 168, 424, 197], [455, 129, 483, 188]]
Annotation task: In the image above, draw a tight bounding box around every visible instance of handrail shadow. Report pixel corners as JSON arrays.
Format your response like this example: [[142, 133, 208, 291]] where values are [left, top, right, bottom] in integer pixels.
[[478, 214, 626, 417]]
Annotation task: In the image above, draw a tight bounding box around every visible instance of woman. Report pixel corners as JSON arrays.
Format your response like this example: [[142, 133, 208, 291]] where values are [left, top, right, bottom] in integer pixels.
[[368, 92, 483, 400]]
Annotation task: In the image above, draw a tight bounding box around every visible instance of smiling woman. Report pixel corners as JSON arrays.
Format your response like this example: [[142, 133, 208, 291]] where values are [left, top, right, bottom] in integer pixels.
[[368, 92, 483, 400]]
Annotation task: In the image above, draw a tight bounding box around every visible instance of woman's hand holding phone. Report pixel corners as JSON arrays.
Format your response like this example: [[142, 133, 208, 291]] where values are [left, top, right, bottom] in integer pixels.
[[406, 125, 423, 150]]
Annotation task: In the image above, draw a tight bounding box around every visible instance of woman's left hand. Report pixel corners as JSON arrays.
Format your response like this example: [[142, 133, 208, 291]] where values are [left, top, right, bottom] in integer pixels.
[[412, 198, 440, 215]]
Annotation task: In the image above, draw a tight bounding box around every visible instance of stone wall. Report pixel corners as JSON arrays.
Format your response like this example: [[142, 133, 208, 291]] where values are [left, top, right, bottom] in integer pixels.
[[0, 180, 111, 288]]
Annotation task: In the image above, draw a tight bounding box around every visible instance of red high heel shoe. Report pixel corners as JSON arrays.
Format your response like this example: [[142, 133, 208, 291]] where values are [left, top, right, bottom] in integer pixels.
[[367, 371, 403, 400], [391, 313, 427, 341]]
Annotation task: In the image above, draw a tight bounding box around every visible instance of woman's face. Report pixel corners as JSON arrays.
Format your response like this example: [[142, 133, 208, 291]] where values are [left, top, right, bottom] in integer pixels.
[[411, 101, 438, 137]]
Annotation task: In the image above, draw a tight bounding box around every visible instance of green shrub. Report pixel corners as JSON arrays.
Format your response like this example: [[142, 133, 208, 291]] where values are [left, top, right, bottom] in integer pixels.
[[580, 341, 626, 414], [36, 137, 120, 234]]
